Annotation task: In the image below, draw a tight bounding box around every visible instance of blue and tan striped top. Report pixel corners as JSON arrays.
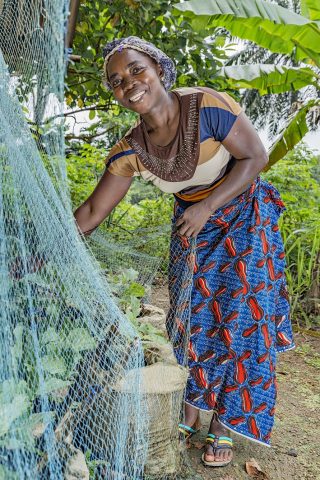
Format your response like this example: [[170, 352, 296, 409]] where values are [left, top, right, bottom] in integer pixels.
[[105, 87, 242, 203]]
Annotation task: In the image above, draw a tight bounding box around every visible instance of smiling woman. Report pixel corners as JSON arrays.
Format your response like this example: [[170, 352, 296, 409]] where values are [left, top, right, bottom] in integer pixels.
[[106, 50, 172, 115], [74, 36, 295, 468]]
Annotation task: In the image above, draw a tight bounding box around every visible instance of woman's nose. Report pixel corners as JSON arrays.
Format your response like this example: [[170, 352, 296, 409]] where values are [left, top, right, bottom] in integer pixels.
[[123, 76, 137, 92]]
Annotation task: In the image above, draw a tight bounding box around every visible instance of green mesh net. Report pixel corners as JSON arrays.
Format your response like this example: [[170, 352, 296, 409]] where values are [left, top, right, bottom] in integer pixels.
[[0, 1, 148, 478], [0, 1, 196, 479]]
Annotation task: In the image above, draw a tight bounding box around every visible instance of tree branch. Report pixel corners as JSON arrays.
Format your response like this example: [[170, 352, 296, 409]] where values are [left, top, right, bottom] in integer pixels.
[[63, 104, 112, 117], [65, 126, 117, 141]]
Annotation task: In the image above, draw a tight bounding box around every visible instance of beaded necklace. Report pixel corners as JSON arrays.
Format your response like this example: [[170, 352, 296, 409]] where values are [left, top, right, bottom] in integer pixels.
[[126, 91, 201, 182]]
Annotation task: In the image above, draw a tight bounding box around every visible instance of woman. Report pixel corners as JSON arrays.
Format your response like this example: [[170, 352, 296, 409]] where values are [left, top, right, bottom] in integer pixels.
[[74, 36, 294, 467]]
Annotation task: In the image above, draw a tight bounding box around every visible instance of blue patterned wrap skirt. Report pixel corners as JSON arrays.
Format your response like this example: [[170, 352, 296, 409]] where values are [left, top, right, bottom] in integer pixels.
[[166, 178, 295, 446]]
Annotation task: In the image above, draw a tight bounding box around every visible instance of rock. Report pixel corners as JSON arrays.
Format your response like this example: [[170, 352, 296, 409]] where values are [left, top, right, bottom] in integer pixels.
[[287, 448, 298, 457], [140, 303, 167, 334], [32, 422, 46, 438], [55, 410, 74, 444], [64, 445, 89, 480]]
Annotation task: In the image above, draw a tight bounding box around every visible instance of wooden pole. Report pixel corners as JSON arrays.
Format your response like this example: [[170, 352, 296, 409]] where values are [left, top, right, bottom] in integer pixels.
[[66, 0, 80, 50]]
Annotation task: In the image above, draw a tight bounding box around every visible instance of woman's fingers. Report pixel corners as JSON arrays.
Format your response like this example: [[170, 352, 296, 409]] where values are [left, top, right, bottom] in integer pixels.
[[177, 216, 198, 237], [178, 222, 195, 238], [178, 223, 188, 236], [175, 215, 185, 227]]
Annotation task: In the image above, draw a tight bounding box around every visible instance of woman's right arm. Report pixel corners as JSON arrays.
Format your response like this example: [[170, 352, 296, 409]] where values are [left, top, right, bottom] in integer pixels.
[[74, 170, 133, 235]]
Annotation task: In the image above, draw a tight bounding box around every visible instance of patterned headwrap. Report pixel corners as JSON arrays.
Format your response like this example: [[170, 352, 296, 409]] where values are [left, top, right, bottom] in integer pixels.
[[102, 36, 176, 91]]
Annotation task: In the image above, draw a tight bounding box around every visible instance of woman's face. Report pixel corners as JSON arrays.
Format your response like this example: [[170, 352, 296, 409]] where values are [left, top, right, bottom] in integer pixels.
[[106, 49, 165, 114]]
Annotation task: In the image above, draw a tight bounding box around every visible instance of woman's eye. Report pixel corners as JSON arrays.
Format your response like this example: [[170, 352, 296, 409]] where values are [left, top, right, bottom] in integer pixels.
[[132, 66, 144, 74], [112, 79, 121, 88]]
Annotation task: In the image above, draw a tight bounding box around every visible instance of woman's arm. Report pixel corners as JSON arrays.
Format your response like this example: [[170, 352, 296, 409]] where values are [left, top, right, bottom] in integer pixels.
[[74, 170, 133, 235], [203, 111, 268, 211], [176, 112, 268, 237]]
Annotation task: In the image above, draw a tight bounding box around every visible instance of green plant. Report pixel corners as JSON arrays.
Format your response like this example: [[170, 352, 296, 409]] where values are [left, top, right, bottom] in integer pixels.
[[107, 268, 146, 321], [263, 144, 320, 326], [106, 268, 169, 348], [66, 143, 105, 207], [282, 226, 320, 326], [174, 0, 320, 163], [0, 259, 100, 475], [84, 449, 109, 479]]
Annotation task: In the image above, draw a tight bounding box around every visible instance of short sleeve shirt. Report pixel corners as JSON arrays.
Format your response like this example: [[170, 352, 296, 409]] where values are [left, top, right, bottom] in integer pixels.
[[105, 87, 242, 200]]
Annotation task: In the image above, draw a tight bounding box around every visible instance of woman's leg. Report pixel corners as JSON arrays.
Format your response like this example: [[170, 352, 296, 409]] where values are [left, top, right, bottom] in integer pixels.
[[184, 405, 232, 463], [204, 412, 233, 463], [184, 402, 201, 429]]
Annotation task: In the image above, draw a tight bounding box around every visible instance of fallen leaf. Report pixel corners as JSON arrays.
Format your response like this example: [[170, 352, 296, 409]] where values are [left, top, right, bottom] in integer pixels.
[[245, 457, 270, 479], [191, 440, 205, 450]]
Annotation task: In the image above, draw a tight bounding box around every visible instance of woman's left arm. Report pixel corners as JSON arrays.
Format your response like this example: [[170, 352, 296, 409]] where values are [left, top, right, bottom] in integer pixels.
[[176, 112, 268, 238]]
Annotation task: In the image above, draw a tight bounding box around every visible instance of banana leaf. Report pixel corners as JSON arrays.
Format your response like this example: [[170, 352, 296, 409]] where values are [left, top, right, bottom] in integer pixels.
[[174, 0, 320, 66], [267, 99, 320, 168], [301, 0, 320, 21], [213, 64, 319, 94]]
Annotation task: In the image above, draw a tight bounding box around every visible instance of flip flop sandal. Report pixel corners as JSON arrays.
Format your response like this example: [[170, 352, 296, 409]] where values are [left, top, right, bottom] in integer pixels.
[[201, 433, 233, 467], [178, 423, 198, 441]]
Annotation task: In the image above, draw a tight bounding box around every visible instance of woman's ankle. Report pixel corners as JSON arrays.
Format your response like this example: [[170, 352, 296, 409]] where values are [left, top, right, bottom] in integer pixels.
[[184, 403, 200, 428], [209, 412, 227, 434]]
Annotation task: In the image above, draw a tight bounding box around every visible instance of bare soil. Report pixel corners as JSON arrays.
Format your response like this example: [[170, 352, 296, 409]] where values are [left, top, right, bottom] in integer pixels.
[[151, 285, 320, 480]]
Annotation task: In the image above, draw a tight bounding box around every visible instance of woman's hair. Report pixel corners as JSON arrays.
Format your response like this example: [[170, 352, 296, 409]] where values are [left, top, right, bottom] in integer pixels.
[[102, 36, 176, 91]]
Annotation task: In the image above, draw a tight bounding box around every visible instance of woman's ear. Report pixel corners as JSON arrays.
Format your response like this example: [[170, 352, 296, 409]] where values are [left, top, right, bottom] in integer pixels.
[[157, 64, 164, 80]]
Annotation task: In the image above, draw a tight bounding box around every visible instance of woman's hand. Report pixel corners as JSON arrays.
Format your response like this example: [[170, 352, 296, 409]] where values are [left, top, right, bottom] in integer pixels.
[[175, 201, 213, 238]]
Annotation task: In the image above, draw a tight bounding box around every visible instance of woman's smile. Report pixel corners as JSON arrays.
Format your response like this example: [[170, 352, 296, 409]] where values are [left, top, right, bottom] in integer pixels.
[[128, 89, 147, 104]]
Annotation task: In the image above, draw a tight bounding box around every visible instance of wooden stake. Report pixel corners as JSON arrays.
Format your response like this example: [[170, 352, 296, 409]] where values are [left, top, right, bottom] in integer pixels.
[[66, 0, 80, 50]]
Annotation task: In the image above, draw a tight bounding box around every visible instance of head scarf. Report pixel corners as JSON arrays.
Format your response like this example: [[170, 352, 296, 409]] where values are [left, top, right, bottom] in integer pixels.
[[102, 36, 176, 91]]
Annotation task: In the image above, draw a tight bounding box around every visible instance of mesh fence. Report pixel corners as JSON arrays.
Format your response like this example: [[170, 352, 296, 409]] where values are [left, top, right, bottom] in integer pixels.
[[87, 230, 161, 299], [0, 1, 196, 479]]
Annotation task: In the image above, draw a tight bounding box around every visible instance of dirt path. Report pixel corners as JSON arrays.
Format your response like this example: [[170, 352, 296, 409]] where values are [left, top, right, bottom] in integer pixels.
[[151, 285, 320, 480]]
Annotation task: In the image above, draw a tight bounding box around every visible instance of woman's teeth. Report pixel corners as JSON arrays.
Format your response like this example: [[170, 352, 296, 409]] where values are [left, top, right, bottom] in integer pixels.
[[129, 91, 145, 103]]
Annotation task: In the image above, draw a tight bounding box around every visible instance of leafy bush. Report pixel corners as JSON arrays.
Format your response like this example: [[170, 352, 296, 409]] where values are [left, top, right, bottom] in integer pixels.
[[67, 143, 105, 207], [106, 268, 169, 350], [263, 144, 320, 326]]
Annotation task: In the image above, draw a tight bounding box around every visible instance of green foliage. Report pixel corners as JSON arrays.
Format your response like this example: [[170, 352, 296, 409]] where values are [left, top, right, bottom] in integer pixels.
[[72, 171, 173, 263], [263, 144, 320, 325], [174, 0, 320, 65], [67, 143, 105, 207], [264, 144, 320, 229], [213, 64, 319, 95], [107, 268, 146, 321], [0, 260, 99, 462], [104, 193, 173, 267], [174, 0, 320, 161], [85, 449, 109, 479], [106, 268, 169, 347], [301, 0, 320, 21], [267, 99, 320, 168]]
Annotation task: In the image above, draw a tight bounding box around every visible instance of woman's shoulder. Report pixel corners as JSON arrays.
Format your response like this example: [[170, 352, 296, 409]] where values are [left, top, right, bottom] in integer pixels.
[[173, 86, 202, 97], [195, 86, 242, 115], [173, 86, 241, 115]]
